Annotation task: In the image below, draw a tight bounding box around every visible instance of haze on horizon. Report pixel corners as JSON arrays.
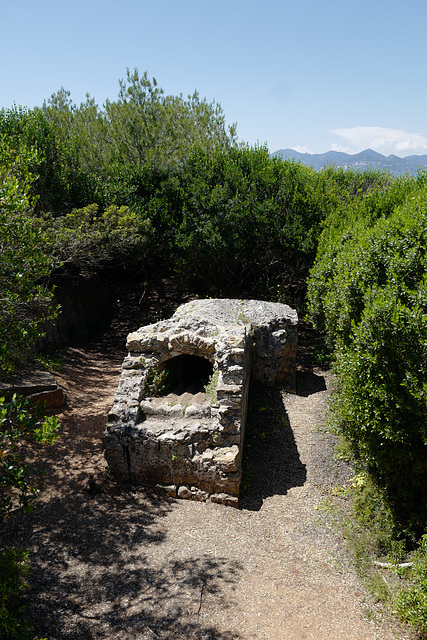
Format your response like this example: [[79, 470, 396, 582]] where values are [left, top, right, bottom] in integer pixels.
[[292, 126, 427, 159], [1, 0, 426, 159]]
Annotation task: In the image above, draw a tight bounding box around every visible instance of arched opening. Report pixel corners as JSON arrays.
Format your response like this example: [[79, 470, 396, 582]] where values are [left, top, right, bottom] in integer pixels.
[[147, 354, 214, 397]]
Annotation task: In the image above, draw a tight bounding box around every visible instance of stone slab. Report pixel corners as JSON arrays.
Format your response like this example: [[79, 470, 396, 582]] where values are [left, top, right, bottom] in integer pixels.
[[0, 368, 65, 409]]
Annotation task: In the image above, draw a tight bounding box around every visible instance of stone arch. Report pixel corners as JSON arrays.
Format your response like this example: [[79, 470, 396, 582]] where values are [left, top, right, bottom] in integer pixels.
[[166, 334, 216, 362]]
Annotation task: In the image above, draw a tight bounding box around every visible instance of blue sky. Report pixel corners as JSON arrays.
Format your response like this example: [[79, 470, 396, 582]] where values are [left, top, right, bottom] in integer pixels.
[[2, 0, 427, 156]]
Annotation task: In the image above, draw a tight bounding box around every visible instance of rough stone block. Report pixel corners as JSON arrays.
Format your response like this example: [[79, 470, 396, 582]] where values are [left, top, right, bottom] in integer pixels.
[[0, 368, 65, 409]]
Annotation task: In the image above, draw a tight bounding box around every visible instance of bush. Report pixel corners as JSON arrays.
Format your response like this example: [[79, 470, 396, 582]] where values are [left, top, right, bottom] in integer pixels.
[[0, 136, 58, 375], [163, 146, 328, 301], [397, 534, 427, 636], [43, 203, 152, 274], [0, 104, 91, 213], [0, 548, 34, 640], [307, 171, 416, 339], [308, 177, 427, 537], [0, 394, 58, 639], [0, 393, 59, 517]]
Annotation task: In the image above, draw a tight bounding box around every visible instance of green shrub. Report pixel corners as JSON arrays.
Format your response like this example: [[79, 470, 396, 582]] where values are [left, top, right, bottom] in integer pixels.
[[307, 172, 418, 339], [0, 394, 58, 639], [167, 146, 328, 301], [0, 394, 59, 517], [0, 548, 34, 640], [0, 104, 90, 213], [44, 203, 152, 273], [0, 136, 58, 375], [308, 178, 427, 538], [397, 535, 427, 635]]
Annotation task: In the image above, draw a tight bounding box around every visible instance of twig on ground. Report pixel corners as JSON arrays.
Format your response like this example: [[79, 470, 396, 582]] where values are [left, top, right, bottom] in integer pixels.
[[198, 581, 206, 616], [373, 561, 413, 569]]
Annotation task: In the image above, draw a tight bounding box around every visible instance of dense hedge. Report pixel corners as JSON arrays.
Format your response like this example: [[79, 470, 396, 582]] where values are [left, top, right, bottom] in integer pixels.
[[308, 173, 427, 536], [0, 131, 59, 374], [147, 146, 329, 299]]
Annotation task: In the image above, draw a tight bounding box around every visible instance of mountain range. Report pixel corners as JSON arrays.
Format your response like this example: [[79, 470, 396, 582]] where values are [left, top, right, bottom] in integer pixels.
[[271, 148, 427, 176]]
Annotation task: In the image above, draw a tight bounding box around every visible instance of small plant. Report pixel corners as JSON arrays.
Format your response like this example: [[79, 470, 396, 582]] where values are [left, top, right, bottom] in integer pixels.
[[346, 472, 407, 560], [34, 351, 64, 373], [144, 367, 169, 397], [144, 358, 187, 397], [237, 308, 249, 324], [0, 548, 35, 640], [240, 467, 253, 491], [0, 394, 60, 517], [212, 429, 221, 443], [396, 535, 427, 636], [204, 369, 219, 403], [312, 338, 331, 366]]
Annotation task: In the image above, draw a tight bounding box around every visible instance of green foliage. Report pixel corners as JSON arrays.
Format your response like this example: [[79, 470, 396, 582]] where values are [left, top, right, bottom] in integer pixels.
[[2, 72, 338, 308], [308, 175, 427, 536], [0, 394, 58, 639], [331, 296, 427, 533], [0, 548, 34, 640], [0, 104, 90, 213], [307, 171, 419, 338], [144, 365, 173, 397], [0, 136, 58, 374], [322, 478, 407, 627], [163, 146, 328, 300], [204, 369, 219, 404], [144, 356, 216, 399], [346, 472, 408, 558], [40, 68, 237, 211], [43, 203, 152, 273], [103, 68, 237, 173], [0, 394, 59, 517], [397, 535, 427, 635]]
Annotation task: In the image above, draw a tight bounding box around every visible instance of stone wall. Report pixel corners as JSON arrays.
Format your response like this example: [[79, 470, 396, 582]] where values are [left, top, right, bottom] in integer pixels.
[[103, 299, 297, 506]]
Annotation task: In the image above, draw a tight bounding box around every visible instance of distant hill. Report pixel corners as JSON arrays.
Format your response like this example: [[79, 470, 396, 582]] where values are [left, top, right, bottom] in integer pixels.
[[271, 148, 427, 176]]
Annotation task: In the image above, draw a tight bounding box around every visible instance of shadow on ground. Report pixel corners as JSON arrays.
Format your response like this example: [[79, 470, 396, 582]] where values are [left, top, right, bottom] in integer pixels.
[[1, 487, 243, 640], [296, 369, 327, 397], [294, 321, 329, 398], [0, 301, 332, 639], [240, 384, 307, 511], [239, 322, 330, 510], [0, 279, 244, 639]]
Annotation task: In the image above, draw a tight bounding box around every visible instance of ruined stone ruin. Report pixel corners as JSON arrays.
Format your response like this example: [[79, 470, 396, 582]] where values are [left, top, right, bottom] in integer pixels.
[[103, 299, 297, 506]]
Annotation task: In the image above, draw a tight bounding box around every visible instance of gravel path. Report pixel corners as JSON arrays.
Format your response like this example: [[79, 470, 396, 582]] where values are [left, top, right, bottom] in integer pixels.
[[0, 318, 413, 639]]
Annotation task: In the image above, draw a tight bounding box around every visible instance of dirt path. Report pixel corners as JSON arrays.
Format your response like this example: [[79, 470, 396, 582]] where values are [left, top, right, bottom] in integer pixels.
[[1, 315, 413, 639]]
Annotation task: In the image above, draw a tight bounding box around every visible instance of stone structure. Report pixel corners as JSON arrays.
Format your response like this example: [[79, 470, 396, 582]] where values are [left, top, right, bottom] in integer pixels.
[[103, 299, 297, 506]]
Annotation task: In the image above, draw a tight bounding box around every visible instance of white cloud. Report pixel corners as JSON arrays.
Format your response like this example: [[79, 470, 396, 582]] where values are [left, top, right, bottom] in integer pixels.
[[329, 127, 427, 157], [330, 143, 354, 154], [292, 145, 313, 154]]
